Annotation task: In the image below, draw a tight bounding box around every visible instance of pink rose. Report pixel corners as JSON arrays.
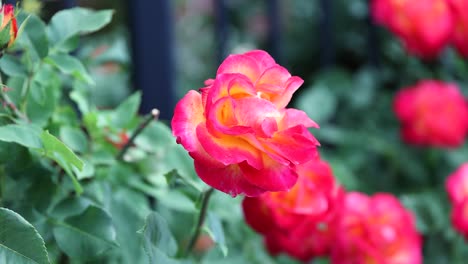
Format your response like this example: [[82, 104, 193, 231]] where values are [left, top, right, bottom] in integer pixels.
[[172, 50, 319, 196], [242, 158, 343, 261], [371, 0, 453, 58], [394, 80, 468, 148], [332, 192, 422, 264], [446, 163, 468, 239], [448, 0, 468, 57]]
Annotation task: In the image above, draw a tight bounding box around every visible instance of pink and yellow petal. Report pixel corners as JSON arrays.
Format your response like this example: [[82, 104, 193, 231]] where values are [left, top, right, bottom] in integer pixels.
[[256, 65, 292, 86], [275, 76, 304, 108], [264, 126, 319, 165], [196, 123, 263, 169], [171, 90, 205, 152], [243, 50, 276, 71], [233, 97, 280, 128], [205, 74, 256, 111], [216, 54, 262, 82], [279, 108, 319, 130]]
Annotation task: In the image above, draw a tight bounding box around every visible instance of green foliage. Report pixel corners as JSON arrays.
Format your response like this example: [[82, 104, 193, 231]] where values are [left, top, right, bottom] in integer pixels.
[[0, 207, 50, 264], [139, 212, 179, 263]]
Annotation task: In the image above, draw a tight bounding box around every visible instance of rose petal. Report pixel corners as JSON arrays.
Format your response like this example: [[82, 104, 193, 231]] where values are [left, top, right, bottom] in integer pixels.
[[243, 50, 277, 71], [279, 108, 319, 130], [242, 197, 276, 234], [217, 54, 262, 82], [205, 74, 256, 112], [196, 122, 263, 169], [194, 159, 265, 197], [240, 155, 298, 191], [171, 90, 205, 152], [256, 65, 292, 86], [263, 126, 319, 165]]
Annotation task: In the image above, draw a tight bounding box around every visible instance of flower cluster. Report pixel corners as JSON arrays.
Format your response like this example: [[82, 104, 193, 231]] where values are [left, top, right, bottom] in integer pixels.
[[371, 0, 468, 58], [393, 80, 468, 148], [242, 158, 422, 263], [172, 50, 319, 197], [174, 49, 423, 263], [242, 158, 343, 261], [446, 164, 468, 239]]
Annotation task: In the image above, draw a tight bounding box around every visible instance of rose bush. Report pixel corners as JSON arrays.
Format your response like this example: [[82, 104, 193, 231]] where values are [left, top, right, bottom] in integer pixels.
[[172, 50, 320, 196]]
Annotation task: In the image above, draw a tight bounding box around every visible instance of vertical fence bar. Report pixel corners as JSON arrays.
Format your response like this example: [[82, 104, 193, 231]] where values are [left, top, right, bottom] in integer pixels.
[[128, 0, 175, 120], [214, 0, 228, 64], [319, 0, 334, 68], [267, 0, 282, 63], [63, 0, 76, 9], [367, 0, 380, 67]]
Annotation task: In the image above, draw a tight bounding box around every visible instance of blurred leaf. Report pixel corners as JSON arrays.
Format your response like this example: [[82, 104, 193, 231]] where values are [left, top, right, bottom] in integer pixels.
[[112, 91, 141, 128], [48, 8, 113, 49], [50, 196, 93, 219], [400, 191, 448, 234], [74, 159, 95, 180], [45, 54, 94, 84], [30, 81, 45, 105], [0, 54, 28, 77], [135, 121, 175, 153], [17, 13, 48, 58], [0, 207, 50, 264], [40, 130, 83, 194], [0, 22, 11, 47], [70, 90, 91, 114], [139, 212, 178, 262], [204, 212, 228, 257], [349, 68, 377, 109], [59, 126, 88, 153], [52, 205, 117, 260], [295, 84, 337, 124], [105, 186, 150, 264], [0, 124, 42, 149]]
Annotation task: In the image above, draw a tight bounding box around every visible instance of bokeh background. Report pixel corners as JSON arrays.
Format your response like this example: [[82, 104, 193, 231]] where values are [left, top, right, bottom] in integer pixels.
[[13, 0, 468, 263]]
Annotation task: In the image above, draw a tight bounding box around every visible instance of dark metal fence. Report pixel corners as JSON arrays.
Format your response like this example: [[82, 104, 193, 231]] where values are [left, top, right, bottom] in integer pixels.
[[6, 0, 379, 120]]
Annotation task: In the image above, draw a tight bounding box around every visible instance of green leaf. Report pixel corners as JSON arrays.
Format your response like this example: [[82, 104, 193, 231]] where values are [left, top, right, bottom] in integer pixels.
[[204, 213, 228, 257], [40, 130, 84, 194], [59, 126, 89, 153], [50, 196, 93, 219], [45, 54, 94, 84], [295, 84, 337, 124], [52, 205, 118, 260], [139, 212, 178, 262], [0, 124, 42, 149], [112, 91, 141, 128], [48, 8, 113, 48], [0, 207, 50, 264], [70, 90, 91, 114], [0, 21, 11, 47], [0, 54, 28, 77], [30, 81, 45, 105], [17, 13, 48, 59]]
